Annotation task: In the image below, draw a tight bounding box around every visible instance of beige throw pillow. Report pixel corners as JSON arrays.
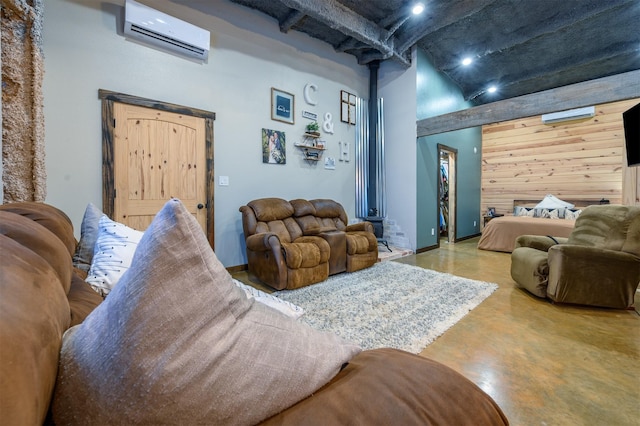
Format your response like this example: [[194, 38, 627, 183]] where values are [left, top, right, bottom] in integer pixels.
[[53, 199, 360, 426]]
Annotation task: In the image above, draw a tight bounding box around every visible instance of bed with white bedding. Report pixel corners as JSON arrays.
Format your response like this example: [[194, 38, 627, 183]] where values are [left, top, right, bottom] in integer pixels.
[[477, 197, 602, 253]]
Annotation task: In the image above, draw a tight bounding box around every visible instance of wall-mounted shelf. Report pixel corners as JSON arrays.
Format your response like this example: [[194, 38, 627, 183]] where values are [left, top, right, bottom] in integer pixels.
[[295, 133, 325, 163], [294, 143, 325, 162]]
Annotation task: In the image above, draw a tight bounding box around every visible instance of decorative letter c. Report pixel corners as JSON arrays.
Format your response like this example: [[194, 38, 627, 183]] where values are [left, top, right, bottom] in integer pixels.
[[304, 83, 318, 105]]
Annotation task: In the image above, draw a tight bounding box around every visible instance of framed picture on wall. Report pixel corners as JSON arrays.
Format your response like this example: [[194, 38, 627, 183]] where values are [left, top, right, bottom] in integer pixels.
[[271, 88, 295, 124], [262, 128, 286, 164], [340, 90, 356, 125]]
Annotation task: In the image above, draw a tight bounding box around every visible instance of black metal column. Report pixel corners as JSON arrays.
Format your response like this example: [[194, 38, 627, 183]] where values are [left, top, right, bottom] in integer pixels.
[[367, 60, 379, 216]]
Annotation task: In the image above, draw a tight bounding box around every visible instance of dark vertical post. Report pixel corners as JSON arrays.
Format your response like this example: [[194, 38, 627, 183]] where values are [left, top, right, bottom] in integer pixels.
[[367, 60, 380, 216]]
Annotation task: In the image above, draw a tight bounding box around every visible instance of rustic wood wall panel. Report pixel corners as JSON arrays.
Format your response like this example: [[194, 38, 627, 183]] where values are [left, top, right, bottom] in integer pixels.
[[623, 166, 639, 205], [481, 98, 640, 215]]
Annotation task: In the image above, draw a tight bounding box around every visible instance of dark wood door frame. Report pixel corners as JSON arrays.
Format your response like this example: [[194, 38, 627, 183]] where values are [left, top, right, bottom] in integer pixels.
[[437, 144, 457, 247], [98, 89, 216, 248]]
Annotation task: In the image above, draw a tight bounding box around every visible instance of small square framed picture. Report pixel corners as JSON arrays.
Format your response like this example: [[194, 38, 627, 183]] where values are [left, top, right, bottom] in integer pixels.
[[271, 88, 295, 124], [340, 90, 356, 125], [487, 207, 496, 217]]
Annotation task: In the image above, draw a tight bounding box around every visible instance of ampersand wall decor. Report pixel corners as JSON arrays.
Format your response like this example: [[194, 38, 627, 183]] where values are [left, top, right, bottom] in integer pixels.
[[323, 112, 334, 134]]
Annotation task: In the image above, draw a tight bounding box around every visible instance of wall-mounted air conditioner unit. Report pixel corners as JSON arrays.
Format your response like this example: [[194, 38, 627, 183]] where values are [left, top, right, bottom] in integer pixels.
[[541, 106, 595, 124], [124, 0, 210, 62]]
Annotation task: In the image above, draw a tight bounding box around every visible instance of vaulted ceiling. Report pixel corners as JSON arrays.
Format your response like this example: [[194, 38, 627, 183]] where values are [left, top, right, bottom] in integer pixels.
[[182, 0, 639, 105]]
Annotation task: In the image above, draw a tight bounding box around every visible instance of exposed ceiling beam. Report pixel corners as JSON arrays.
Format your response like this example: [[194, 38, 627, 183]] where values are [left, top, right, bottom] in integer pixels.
[[276, 0, 409, 65], [279, 9, 305, 33], [357, 48, 410, 66], [335, 38, 362, 52], [378, 6, 411, 29], [381, 15, 411, 42], [416, 70, 640, 137]]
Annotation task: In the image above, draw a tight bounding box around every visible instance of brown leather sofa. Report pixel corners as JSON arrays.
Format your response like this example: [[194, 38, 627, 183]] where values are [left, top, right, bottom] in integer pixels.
[[0, 202, 104, 425], [0, 201, 509, 425], [510, 204, 640, 308], [239, 198, 378, 290]]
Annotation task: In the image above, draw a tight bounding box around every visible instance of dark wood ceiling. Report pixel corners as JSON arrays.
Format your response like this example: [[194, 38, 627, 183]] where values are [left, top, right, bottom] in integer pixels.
[[194, 0, 640, 105]]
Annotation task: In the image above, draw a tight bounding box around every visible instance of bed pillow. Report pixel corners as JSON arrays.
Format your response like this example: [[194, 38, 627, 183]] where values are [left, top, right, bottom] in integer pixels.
[[85, 215, 143, 296], [72, 203, 103, 272], [536, 208, 562, 219], [513, 206, 535, 217], [535, 194, 575, 209], [565, 208, 582, 220], [52, 199, 360, 426]]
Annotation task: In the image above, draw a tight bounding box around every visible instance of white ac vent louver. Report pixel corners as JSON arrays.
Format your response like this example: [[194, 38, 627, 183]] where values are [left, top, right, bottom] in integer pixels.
[[124, 0, 210, 62]]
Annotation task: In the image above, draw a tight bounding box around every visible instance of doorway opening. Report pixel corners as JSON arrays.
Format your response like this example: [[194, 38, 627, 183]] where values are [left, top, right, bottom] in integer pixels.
[[437, 144, 457, 245]]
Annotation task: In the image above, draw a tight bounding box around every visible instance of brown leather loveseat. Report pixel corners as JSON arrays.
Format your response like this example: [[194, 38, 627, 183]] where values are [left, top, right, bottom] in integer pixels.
[[239, 198, 378, 290]]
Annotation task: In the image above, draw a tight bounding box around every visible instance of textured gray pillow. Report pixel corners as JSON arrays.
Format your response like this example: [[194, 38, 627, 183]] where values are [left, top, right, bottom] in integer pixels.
[[72, 203, 103, 272], [53, 199, 360, 426]]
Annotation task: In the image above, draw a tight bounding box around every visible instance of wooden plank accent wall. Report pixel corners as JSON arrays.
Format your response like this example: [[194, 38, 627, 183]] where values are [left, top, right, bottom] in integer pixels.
[[623, 166, 639, 206], [481, 98, 640, 215]]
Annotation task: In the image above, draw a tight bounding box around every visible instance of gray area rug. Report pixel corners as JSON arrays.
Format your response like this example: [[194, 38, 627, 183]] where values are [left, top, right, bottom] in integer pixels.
[[276, 261, 498, 353]]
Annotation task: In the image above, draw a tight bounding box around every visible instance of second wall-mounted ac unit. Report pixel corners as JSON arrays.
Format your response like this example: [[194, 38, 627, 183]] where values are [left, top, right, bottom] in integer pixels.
[[124, 0, 210, 62], [541, 106, 595, 124]]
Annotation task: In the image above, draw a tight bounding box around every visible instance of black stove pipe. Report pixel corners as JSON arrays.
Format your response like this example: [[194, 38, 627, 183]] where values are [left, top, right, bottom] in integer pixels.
[[367, 60, 380, 217]]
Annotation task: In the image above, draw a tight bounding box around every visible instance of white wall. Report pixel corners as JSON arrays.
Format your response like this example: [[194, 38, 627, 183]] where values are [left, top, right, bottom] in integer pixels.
[[378, 48, 418, 249], [43, 0, 383, 267]]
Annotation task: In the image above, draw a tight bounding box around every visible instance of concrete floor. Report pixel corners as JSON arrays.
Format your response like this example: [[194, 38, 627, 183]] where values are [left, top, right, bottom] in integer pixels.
[[233, 237, 640, 425], [399, 237, 640, 426]]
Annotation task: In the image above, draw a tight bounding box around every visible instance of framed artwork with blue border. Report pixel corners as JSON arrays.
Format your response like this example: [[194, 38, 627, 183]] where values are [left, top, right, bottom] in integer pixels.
[[271, 88, 295, 124]]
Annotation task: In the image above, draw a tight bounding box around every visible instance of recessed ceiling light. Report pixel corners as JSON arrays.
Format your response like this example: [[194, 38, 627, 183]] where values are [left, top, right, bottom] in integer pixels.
[[462, 57, 473, 66], [412, 3, 425, 15], [487, 86, 497, 93]]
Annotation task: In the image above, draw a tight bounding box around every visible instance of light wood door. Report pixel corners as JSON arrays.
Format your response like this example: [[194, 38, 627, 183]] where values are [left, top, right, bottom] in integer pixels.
[[112, 103, 207, 232]]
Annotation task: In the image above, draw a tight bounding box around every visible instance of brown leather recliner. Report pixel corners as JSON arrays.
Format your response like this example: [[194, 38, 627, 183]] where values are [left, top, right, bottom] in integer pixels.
[[291, 199, 378, 274], [239, 198, 330, 290], [510, 204, 640, 309]]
